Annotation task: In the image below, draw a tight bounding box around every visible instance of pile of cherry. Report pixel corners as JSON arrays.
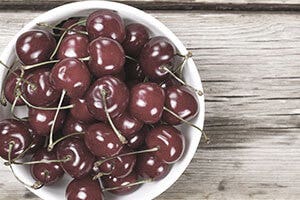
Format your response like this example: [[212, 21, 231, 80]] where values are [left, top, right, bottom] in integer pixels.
[[0, 9, 207, 200]]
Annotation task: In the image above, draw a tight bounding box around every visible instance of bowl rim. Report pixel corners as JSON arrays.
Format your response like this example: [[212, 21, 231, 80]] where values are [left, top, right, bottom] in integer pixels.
[[0, 1, 205, 200]]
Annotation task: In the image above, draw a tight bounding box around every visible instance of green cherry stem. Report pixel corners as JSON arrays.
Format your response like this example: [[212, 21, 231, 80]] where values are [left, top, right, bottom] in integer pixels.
[[163, 106, 210, 144], [48, 132, 85, 152], [5, 155, 71, 166]]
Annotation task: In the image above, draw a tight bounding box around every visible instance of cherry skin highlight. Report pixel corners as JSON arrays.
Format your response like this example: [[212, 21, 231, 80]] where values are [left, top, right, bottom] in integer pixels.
[[113, 111, 144, 137]]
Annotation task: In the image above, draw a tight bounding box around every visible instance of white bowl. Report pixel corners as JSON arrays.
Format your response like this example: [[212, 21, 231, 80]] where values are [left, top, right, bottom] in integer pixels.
[[0, 1, 205, 200]]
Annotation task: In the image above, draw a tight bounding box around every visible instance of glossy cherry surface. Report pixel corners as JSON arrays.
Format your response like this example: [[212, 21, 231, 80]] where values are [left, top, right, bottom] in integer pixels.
[[98, 146, 136, 178], [136, 152, 170, 181], [62, 116, 89, 136], [70, 98, 95, 122], [30, 148, 64, 185], [102, 171, 139, 195], [66, 176, 103, 200], [124, 59, 145, 82], [50, 58, 91, 98], [86, 76, 129, 121], [86, 9, 125, 42], [113, 111, 144, 137], [85, 123, 123, 158], [88, 37, 125, 77], [57, 17, 86, 36], [28, 108, 66, 136], [139, 36, 176, 80], [56, 137, 95, 179], [122, 23, 149, 57], [129, 82, 165, 124], [163, 85, 199, 125], [4, 70, 26, 106], [16, 30, 56, 65], [0, 119, 32, 160], [126, 126, 148, 150], [145, 125, 184, 163], [57, 34, 89, 59], [23, 67, 60, 106]]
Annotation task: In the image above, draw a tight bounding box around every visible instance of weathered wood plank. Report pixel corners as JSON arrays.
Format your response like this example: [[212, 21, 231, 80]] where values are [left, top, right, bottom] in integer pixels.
[[0, 10, 300, 200], [0, 0, 300, 11]]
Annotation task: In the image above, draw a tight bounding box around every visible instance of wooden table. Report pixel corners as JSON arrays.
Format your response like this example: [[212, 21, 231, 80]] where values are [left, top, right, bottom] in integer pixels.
[[0, 1, 299, 200]]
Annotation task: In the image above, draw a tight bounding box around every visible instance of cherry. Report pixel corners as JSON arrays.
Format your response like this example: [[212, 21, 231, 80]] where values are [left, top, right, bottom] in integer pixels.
[[16, 30, 56, 65], [86, 76, 129, 121], [95, 146, 136, 178], [0, 119, 32, 160], [145, 125, 184, 163], [3, 69, 26, 106], [30, 148, 64, 185], [113, 111, 144, 137], [62, 116, 89, 136], [139, 36, 176, 80], [127, 126, 148, 150], [22, 121, 45, 154], [102, 171, 140, 195], [129, 82, 165, 124], [57, 17, 86, 36], [70, 98, 95, 122], [88, 37, 125, 77], [56, 137, 95, 179], [122, 23, 149, 58], [57, 34, 89, 60], [23, 67, 60, 107], [86, 9, 125, 43], [50, 58, 91, 98], [66, 176, 103, 200], [136, 152, 170, 181], [124, 59, 145, 82], [28, 108, 66, 136], [85, 123, 123, 158], [163, 85, 199, 125]]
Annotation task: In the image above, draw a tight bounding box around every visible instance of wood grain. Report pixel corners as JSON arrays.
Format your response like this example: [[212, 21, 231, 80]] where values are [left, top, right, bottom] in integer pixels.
[[0, 10, 300, 200], [0, 0, 300, 11]]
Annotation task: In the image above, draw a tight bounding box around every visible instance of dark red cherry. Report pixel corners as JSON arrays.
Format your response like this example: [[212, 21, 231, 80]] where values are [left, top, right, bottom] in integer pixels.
[[139, 36, 176, 80], [88, 37, 125, 77], [22, 121, 46, 153], [97, 146, 136, 178], [30, 148, 64, 185], [58, 17, 86, 36], [129, 82, 165, 124], [124, 59, 145, 82], [127, 126, 148, 150], [23, 67, 60, 106], [0, 119, 32, 160], [122, 23, 149, 58], [114, 68, 126, 81], [113, 111, 144, 137], [62, 116, 89, 136], [50, 58, 91, 98], [70, 98, 95, 122], [163, 85, 199, 125], [4, 70, 26, 106], [16, 30, 56, 65], [136, 152, 170, 181], [145, 125, 184, 163], [85, 123, 123, 158], [86, 76, 129, 121], [102, 171, 140, 195], [28, 108, 66, 136], [57, 34, 89, 59], [86, 9, 125, 43], [66, 176, 103, 200], [57, 137, 95, 179]]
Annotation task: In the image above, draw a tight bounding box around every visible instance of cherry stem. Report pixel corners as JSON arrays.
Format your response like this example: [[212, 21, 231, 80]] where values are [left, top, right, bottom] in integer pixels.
[[174, 51, 193, 78], [37, 22, 88, 36], [125, 55, 138, 63], [10, 91, 27, 122], [47, 20, 88, 60], [47, 90, 66, 151], [5, 155, 71, 166], [47, 132, 85, 152], [102, 178, 153, 192], [163, 106, 210, 144], [11, 141, 35, 162], [100, 89, 128, 144], [94, 146, 159, 167], [160, 65, 203, 96], [92, 163, 116, 180], [7, 141, 44, 189], [19, 94, 74, 111]]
